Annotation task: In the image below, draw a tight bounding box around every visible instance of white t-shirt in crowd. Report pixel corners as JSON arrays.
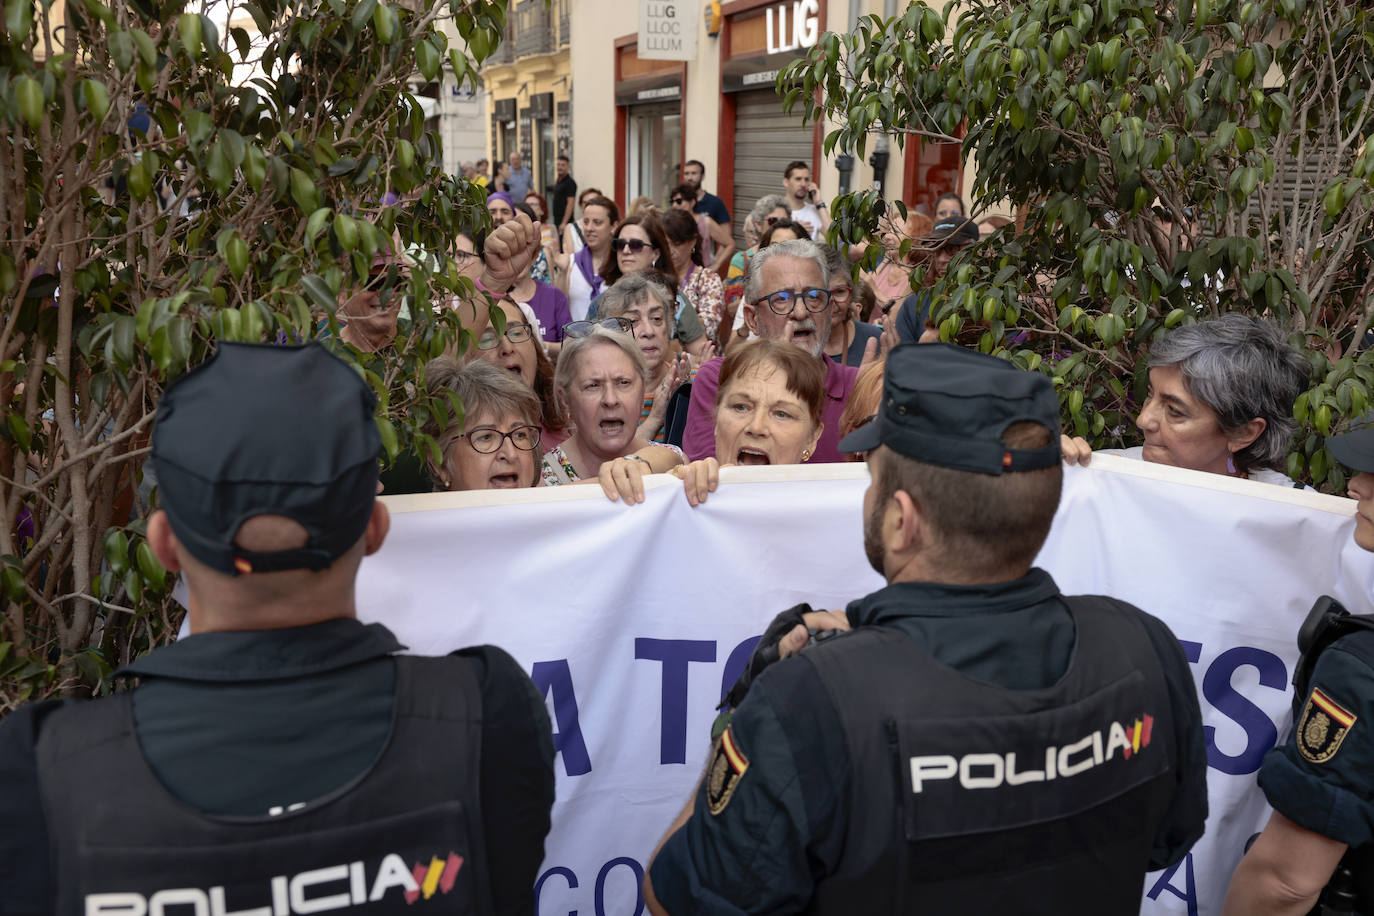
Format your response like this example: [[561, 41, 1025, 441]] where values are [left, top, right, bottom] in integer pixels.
[[1101, 446, 1305, 488], [790, 203, 823, 238]]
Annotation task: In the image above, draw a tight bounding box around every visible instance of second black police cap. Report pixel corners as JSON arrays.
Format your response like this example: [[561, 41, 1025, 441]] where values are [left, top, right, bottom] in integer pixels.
[[838, 342, 1061, 474], [152, 342, 381, 576], [1327, 413, 1374, 474]]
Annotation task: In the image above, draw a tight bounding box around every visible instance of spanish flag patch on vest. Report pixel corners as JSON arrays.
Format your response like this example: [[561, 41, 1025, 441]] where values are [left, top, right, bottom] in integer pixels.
[[706, 727, 749, 816], [1297, 687, 1357, 764]]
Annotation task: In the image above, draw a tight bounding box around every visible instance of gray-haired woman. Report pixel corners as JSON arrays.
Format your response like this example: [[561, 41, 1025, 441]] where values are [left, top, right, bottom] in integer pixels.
[[542, 324, 686, 501], [595, 271, 696, 443], [1063, 314, 1310, 484], [425, 359, 543, 491]]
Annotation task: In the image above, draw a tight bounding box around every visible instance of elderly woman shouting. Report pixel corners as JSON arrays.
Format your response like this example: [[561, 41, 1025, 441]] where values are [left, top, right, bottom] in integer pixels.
[[425, 359, 543, 491], [673, 339, 826, 505], [542, 324, 685, 494], [1063, 314, 1310, 485]]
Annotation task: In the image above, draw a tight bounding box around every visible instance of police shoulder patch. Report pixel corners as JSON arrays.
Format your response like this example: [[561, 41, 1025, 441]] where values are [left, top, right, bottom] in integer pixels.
[[706, 727, 749, 816], [1297, 686, 1357, 764]]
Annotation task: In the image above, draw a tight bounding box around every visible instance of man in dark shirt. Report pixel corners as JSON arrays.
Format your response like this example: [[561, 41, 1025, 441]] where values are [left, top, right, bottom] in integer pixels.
[[646, 343, 1208, 914], [549, 153, 577, 241], [682, 158, 730, 231], [0, 342, 554, 914]]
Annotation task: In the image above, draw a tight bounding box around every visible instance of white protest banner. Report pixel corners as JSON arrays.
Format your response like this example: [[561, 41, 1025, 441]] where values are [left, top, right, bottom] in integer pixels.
[[638, 0, 697, 62], [194, 456, 1372, 915]]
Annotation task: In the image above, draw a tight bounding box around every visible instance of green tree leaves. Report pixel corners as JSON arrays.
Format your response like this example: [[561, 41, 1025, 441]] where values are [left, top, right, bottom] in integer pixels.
[[792, 0, 1374, 492]]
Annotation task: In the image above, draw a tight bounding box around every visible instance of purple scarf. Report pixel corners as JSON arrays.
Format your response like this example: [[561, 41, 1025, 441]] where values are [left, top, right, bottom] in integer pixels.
[[574, 246, 603, 299]]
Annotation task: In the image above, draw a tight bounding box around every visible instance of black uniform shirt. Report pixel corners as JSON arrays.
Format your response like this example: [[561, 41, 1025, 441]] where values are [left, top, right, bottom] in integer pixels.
[[1259, 628, 1374, 847], [0, 617, 555, 915], [649, 568, 1208, 914]]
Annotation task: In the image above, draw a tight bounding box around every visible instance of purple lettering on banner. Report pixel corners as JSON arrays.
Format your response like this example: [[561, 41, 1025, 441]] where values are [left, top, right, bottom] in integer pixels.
[[1147, 851, 1199, 916], [720, 636, 762, 704], [634, 639, 717, 764], [1178, 639, 1203, 664], [534, 866, 579, 916], [594, 857, 645, 916], [531, 660, 593, 777], [1201, 646, 1286, 775]]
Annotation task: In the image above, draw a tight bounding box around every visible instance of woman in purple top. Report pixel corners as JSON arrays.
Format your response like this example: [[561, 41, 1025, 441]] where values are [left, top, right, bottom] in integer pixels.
[[507, 269, 572, 347]]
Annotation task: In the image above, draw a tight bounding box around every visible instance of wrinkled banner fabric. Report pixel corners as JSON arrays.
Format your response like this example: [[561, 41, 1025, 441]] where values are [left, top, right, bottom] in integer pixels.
[[242, 456, 1374, 915]]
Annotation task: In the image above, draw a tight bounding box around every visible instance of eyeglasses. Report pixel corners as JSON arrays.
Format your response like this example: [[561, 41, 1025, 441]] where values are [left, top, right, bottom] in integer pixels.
[[612, 238, 656, 254], [453, 250, 479, 262], [670, 197, 688, 205], [765, 216, 784, 226], [829, 286, 853, 304], [462, 425, 541, 453], [563, 317, 634, 337], [477, 322, 534, 349], [754, 288, 831, 316]]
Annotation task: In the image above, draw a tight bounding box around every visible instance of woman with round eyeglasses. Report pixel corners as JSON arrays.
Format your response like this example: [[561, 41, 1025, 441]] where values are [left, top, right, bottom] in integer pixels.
[[475, 297, 570, 450], [425, 359, 543, 490], [542, 326, 686, 500], [593, 276, 698, 443], [596, 214, 712, 359]]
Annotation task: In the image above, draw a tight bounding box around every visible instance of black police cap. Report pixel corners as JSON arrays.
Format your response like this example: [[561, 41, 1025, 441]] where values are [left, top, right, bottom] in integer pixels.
[[151, 343, 381, 576], [1327, 412, 1374, 475], [838, 342, 1061, 474]]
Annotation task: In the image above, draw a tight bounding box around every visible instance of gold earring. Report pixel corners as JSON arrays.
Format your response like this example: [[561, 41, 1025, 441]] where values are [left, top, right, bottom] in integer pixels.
[[802, 449, 812, 462]]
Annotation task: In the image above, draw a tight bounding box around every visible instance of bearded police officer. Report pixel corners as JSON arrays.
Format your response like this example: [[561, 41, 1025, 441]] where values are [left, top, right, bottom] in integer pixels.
[[644, 343, 1208, 914], [1223, 421, 1374, 916], [0, 343, 554, 914]]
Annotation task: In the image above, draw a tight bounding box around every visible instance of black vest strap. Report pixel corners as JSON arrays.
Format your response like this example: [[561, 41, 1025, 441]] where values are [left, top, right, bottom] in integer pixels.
[[804, 596, 1178, 915], [37, 655, 490, 916]]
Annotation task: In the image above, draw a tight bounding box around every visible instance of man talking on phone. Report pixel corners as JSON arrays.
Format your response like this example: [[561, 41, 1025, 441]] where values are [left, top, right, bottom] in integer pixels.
[[784, 160, 831, 239]]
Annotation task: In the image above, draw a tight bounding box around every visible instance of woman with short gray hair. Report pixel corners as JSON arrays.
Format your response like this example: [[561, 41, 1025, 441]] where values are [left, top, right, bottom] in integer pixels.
[[543, 325, 686, 498], [595, 272, 696, 443], [1063, 315, 1310, 485]]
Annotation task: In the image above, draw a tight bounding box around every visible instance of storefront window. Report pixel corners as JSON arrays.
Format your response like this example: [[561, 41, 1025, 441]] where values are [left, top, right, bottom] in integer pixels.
[[627, 102, 681, 206], [539, 120, 556, 192]]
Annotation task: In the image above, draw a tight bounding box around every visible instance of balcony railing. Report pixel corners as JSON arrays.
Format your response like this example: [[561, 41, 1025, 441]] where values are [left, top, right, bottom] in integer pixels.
[[489, 22, 516, 64], [515, 2, 552, 58]]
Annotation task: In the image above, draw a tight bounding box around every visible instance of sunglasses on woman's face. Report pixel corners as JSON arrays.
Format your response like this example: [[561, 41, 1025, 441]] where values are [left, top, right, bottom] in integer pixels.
[[670, 196, 688, 205], [612, 238, 655, 254], [563, 317, 634, 337], [765, 216, 784, 226]]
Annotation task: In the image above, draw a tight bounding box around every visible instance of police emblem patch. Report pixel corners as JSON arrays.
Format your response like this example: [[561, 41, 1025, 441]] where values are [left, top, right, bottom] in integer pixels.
[[706, 727, 749, 816], [1297, 687, 1357, 763]]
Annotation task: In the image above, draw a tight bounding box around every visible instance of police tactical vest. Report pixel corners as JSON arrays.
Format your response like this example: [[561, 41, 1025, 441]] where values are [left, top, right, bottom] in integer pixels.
[[36, 655, 490, 916], [804, 596, 1177, 915]]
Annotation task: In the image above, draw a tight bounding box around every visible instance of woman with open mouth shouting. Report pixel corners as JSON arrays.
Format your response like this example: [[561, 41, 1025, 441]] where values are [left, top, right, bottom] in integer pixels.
[[541, 323, 685, 498], [671, 338, 826, 506], [424, 359, 544, 491]]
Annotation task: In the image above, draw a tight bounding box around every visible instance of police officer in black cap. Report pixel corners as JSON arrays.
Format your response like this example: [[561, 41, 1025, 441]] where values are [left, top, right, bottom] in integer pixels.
[[1224, 420, 1374, 916], [0, 343, 554, 914], [644, 342, 1208, 914]]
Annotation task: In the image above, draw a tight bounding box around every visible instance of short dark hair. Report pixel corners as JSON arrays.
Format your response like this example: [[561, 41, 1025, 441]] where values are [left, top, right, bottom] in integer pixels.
[[784, 160, 811, 179], [671, 183, 697, 203], [717, 338, 827, 429], [557, 154, 570, 163], [759, 218, 811, 247], [685, 159, 705, 175], [871, 422, 1062, 577]]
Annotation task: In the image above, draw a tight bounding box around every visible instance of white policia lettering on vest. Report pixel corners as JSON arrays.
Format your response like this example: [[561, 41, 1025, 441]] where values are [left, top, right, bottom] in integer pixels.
[[84, 851, 463, 916], [910, 714, 1154, 793]]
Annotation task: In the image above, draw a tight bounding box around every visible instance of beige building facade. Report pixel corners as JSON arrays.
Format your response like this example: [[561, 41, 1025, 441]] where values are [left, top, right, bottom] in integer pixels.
[[569, 0, 978, 239], [480, 0, 574, 194]]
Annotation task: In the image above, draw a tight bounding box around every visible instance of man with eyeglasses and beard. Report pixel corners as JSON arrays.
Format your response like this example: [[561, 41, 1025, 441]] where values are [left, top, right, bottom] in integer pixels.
[[645, 343, 1208, 915], [680, 238, 860, 463]]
